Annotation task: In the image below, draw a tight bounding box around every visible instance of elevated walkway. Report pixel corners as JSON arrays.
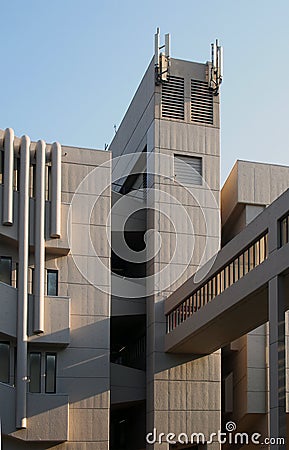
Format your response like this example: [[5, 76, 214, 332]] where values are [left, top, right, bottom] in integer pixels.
[[164, 188, 289, 354]]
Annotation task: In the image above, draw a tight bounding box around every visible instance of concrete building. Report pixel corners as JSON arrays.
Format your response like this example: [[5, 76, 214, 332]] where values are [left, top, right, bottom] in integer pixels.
[[0, 34, 288, 449]]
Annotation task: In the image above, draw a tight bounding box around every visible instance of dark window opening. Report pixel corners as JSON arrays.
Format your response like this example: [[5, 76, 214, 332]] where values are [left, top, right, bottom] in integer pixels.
[[0, 256, 12, 286], [0, 342, 10, 384], [110, 315, 146, 371], [45, 165, 52, 201]]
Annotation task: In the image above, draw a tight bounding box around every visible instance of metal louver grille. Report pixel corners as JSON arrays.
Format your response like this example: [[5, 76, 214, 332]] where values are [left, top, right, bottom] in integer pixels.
[[174, 155, 202, 186], [162, 76, 184, 120], [191, 79, 213, 124]]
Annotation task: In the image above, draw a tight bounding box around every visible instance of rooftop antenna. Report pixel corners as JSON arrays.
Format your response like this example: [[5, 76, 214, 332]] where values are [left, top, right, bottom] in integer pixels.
[[154, 27, 170, 85], [209, 39, 223, 95]]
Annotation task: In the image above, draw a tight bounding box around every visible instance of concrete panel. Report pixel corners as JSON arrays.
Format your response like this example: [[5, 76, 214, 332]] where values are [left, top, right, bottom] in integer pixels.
[[69, 285, 110, 316], [70, 315, 109, 349], [69, 408, 109, 442], [0, 382, 16, 434], [28, 295, 70, 345], [0, 282, 17, 337], [110, 363, 146, 404], [57, 377, 109, 409], [57, 348, 109, 378], [111, 296, 146, 316], [11, 393, 69, 441]]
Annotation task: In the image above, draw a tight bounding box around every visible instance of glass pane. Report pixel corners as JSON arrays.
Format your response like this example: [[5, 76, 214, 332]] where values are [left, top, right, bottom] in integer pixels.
[[29, 353, 41, 393], [0, 257, 12, 285], [45, 354, 56, 393], [47, 270, 58, 296], [0, 342, 10, 383]]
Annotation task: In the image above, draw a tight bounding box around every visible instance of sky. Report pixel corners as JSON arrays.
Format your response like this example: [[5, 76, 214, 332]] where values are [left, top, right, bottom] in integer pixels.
[[0, 0, 289, 183]]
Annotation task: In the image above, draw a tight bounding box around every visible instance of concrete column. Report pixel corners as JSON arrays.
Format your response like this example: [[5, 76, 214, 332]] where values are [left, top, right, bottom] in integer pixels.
[[16, 135, 30, 429], [34, 140, 46, 333], [2, 128, 14, 225], [268, 276, 286, 449], [50, 142, 61, 238]]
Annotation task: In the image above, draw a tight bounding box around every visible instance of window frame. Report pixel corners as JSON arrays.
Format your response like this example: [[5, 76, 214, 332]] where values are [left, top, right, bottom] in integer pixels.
[[0, 256, 12, 286], [45, 352, 57, 394], [0, 341, 10, 384], [29, 352, 42, 393], [46, 269, 59, 296]]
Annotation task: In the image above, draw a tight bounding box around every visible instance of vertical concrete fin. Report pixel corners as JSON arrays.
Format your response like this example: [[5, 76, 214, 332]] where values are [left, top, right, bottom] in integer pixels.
[[50, 142, 61, 238], [3, 127, 14, 225], [34, 140, 46, 333], [16, 135, 30, 429]]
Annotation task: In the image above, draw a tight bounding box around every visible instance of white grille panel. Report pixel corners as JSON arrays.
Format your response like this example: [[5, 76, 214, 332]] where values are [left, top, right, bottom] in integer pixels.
[[191, 79, 213, 124], [174, 155, 202, 186], [162, 76, 184, 120]]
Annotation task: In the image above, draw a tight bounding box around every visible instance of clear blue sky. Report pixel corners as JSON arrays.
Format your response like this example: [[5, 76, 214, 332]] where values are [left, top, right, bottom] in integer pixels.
[[0, 0, 288, 182]]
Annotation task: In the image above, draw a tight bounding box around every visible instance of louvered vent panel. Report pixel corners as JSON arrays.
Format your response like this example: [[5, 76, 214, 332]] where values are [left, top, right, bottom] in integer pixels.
[[162, 76, 184, 120], [191, 79, 213, 124], [174, 155, 202, 186]]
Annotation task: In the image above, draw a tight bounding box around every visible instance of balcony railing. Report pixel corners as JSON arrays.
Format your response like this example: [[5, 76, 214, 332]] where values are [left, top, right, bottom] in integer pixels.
[[166, 232, 268, 333]]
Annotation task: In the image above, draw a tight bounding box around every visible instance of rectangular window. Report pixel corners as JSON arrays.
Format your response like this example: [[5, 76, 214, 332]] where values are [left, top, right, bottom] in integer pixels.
[[32, 165, 36, 198], [0, 150, 4, 184], [0, 342, 10, 384], [174, 155, 202, 186], [45, 353, 56, 393], [29, 352, 41, 393], [13, 157, 20, 191], [0, 256, 12, 285], [45, 165, 52, 201], [47, 269, 58, 296]]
